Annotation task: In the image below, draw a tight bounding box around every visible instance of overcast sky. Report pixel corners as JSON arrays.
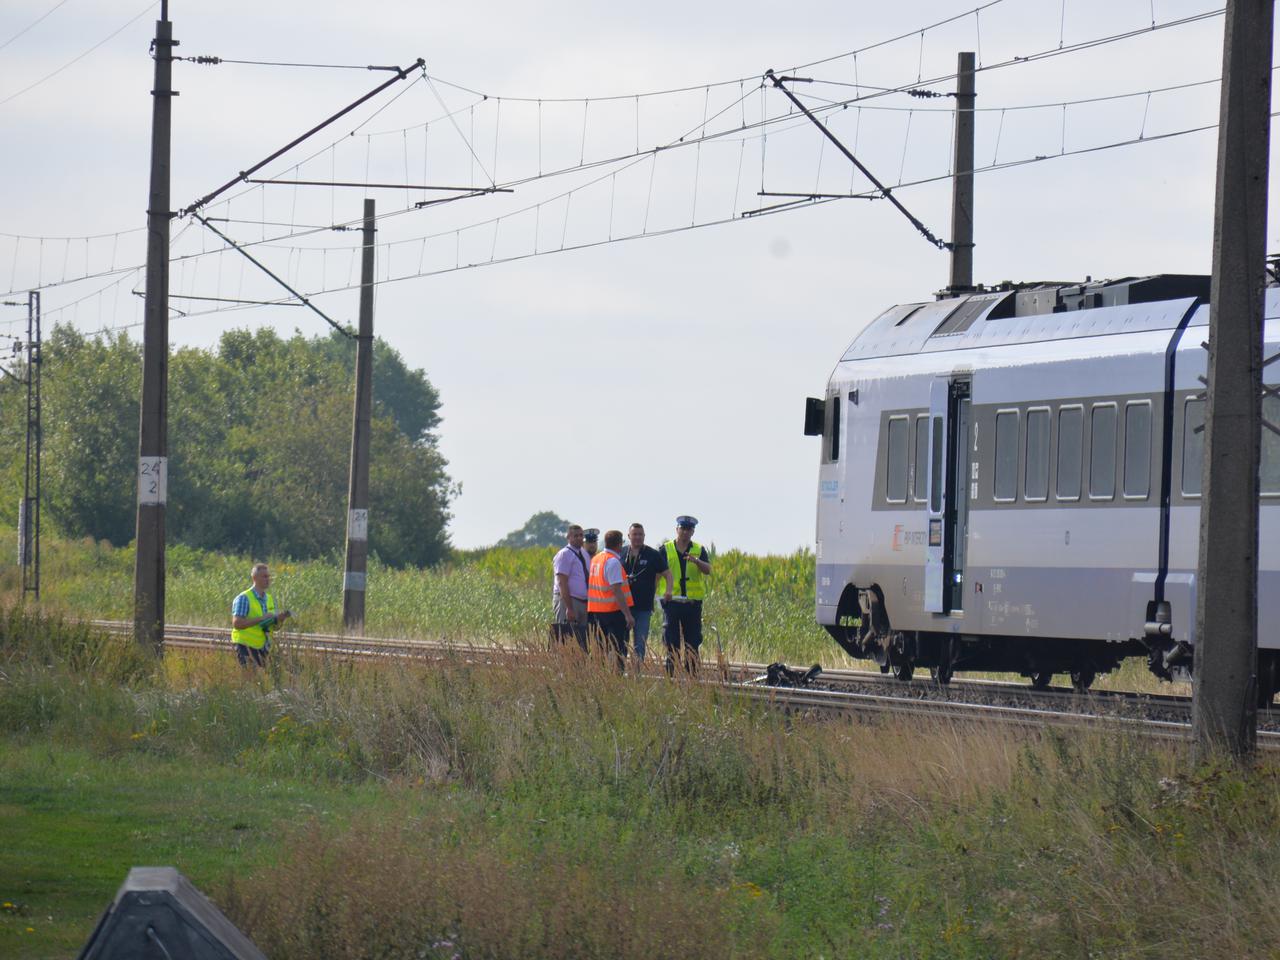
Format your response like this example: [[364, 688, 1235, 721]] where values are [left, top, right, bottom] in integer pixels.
[[1, 0, 1276, 554]]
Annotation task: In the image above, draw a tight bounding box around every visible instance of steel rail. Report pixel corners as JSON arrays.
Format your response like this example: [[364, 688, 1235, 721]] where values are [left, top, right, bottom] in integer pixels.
[[729, 682, 1280, 751], [779, 665, 1195, 708], [90, 620, 1275, 746]]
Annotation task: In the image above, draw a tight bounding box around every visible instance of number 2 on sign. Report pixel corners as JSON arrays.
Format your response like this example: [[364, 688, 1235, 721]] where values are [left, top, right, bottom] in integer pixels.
[[138, 457, 167, 505]]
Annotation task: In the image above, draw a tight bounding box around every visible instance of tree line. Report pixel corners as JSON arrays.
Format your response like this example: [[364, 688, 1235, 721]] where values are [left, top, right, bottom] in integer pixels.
[[0, 326, 455, 567]]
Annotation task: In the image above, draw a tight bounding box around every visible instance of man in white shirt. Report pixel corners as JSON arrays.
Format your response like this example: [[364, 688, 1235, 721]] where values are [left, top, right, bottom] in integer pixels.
[[551, 524, 591, 648]]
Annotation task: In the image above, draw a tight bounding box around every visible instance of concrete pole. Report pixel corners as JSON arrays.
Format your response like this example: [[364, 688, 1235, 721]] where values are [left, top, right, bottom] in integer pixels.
[[133, 2, 174, 654], [948, 51, 976, 294], [1192, 0, 1273, 759], [342, 199, 376, 633]]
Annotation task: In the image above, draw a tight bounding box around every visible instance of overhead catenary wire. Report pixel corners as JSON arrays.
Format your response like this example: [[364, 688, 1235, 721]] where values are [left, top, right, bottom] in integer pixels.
[[422, 70, 495, 187], [1, 2, 1236, 308], [10, 1, 1221, 263], [165, 112, 1271, 324], [180, 57, 425, 216], [1, 55, 1237, 301], [420, 0, 1006, 105], [797, 72, 1246, 114], [272, 1, 1229, 216], [0, 0, 73, 53], [0, 0, 158, 109], [192, 212, 354, 338], [43, 2, 1238, 265]]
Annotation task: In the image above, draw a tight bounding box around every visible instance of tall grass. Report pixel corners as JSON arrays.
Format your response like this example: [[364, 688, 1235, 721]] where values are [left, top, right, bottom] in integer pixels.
[[0, 537, 838, 665], [3, 608, 1278, 958]]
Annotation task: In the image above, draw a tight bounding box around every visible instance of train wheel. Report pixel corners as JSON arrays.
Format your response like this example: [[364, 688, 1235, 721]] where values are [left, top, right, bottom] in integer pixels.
[[893, 661, 914, 682], [1029, 671, 1053, 690], [1070, 669, 1096, 693]]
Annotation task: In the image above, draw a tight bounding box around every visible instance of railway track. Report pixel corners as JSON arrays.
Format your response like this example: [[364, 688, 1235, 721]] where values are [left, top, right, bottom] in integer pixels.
[[93, 620, 1280, 749], [746, 663, 1198, 716]]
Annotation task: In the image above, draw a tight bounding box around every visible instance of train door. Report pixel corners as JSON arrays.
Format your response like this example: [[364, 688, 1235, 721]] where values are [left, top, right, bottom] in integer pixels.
[[924, 377, 972, 613]]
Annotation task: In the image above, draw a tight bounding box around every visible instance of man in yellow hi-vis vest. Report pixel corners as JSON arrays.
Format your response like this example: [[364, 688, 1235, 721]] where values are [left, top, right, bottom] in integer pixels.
[[231, 563, 291, 667], [659, 515, 711, 675]]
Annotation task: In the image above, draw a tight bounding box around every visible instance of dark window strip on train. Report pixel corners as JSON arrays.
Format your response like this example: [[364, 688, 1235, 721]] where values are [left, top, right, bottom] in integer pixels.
[[867, 388, 1280, 512]]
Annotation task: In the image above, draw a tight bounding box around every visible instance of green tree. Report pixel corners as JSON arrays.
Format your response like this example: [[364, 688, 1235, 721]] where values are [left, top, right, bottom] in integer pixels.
[[311, 330, 442, 443], [496, 511, 573, 548], [40, 328, 139, 544], [0, 324, 455, 567]]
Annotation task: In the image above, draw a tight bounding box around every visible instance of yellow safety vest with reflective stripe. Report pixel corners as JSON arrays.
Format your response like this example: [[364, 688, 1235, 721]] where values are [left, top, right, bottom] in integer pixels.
[[231, 589, 276, 649], [587, 550, 634, 613], [664, 540, 708, 600]]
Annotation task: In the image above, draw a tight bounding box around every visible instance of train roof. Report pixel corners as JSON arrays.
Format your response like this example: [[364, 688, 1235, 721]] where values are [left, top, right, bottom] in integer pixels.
[[840, 274, 1280, 363]]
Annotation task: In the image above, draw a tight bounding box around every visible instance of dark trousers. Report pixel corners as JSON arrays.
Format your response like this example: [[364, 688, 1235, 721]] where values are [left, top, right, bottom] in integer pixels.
[[587, 610, 629, 672], [662, 599, 703, 674], [235, 643, 267, 667]]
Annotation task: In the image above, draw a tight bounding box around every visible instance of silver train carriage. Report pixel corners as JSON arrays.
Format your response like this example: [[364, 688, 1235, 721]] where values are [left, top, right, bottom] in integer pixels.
[[805, 274, 1280, 699]]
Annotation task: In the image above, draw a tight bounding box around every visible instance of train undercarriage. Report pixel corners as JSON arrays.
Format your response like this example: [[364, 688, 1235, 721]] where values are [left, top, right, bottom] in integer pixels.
[[825, 584, 1279, 704]]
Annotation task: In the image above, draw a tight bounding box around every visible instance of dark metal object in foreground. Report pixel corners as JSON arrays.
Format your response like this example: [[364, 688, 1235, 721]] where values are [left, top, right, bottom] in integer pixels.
[[755, 662, 823, 688], [77, 867, 265, 960]]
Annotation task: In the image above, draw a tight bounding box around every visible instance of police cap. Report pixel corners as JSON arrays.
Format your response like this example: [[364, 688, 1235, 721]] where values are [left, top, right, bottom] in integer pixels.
[[675, 515, 698, 529], [583, 528, 600, 541]]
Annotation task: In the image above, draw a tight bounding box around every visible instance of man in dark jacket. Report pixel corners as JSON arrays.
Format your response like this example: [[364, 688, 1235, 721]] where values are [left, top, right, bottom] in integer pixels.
[[621, 522, 668, 663]]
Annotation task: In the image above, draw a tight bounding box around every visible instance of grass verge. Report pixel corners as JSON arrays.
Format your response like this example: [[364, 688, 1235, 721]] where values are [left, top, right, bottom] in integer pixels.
[[3, 607, 1272, 958]]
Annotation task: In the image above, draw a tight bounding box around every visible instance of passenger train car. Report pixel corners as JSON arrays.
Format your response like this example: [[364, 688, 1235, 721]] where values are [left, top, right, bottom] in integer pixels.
[[806, 274, 1280, 700]]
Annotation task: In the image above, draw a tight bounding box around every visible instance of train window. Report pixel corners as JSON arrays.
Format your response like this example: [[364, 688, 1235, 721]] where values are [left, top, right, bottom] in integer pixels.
[[886, 416, 910, 502], [1025, 407, 1050, 501], [827, 395, 841, 463], [1057, 406, 1084, 500], [994, 410, 1019, 502], [1182, 398, 1205, 496], [1123, 401, 1152, 499], [912, 414, 929, 502], [1090, 404, 1118, 500], [1263, 391, 1280, 495], [930, 416, 943, 512]]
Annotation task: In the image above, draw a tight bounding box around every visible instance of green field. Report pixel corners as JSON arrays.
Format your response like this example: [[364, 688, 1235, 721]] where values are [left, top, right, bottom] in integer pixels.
[[2, 606, 1277, 959]]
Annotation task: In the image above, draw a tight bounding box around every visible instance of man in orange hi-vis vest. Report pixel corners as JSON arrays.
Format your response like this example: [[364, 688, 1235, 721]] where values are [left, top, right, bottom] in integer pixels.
[[587, 529, 635, 671]]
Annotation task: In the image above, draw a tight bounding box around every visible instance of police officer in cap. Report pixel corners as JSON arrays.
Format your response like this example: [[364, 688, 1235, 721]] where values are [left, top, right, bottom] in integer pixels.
[[658, 515, 711, 674], [583, 528, 600, 558]]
